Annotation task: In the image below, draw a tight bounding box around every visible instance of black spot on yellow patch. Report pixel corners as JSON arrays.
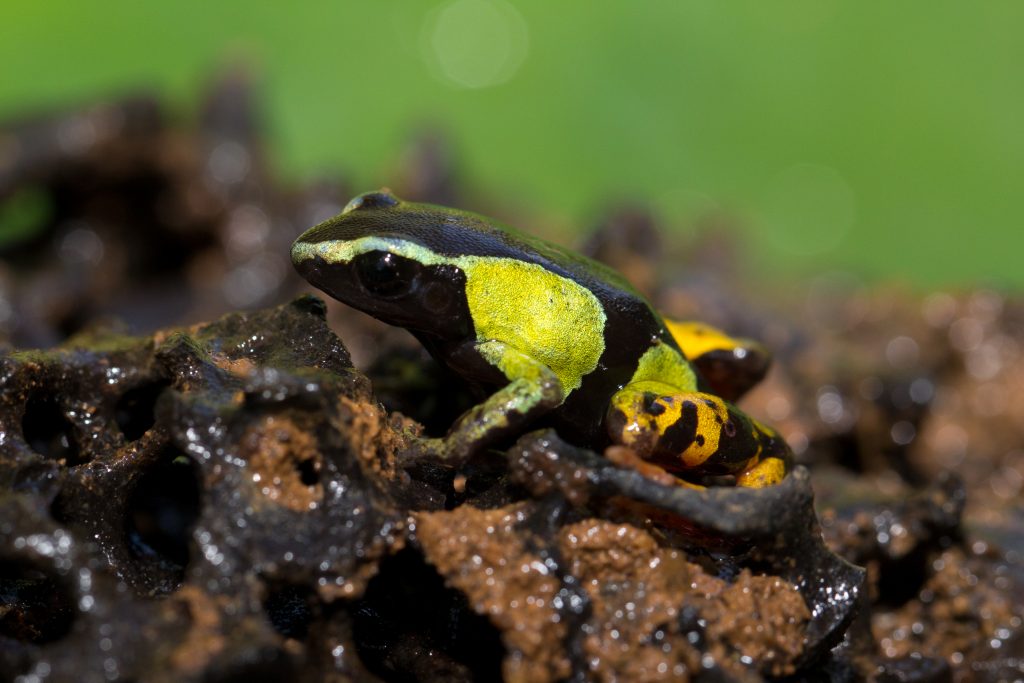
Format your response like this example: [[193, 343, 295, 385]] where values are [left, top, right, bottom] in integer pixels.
[[659, 401, 699, 455], [642, 392, 667, 416]]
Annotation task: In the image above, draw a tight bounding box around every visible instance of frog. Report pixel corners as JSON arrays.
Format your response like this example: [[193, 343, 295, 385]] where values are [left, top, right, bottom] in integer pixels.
[[290, 190, 791, 488]]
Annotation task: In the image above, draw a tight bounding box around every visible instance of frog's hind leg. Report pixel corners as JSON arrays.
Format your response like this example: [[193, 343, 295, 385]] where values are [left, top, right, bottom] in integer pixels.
[[606, 383, 791, 488], [664, 320, 771, 402]]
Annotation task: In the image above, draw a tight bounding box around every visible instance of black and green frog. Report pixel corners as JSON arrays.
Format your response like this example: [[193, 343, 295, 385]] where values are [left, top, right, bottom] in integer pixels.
[[291, 190, 791, 488]]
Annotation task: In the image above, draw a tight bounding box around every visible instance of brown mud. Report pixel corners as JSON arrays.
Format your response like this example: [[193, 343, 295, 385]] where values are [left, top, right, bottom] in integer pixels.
[[1, 76, 1021, 681]]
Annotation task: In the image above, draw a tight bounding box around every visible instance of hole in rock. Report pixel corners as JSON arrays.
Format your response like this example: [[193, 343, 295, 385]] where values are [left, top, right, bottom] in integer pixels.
[[264, 581, 316, 640], [352, 547, 504, 683], [876, 547, 930, 608], [199, 653, 297, 683], [0, 561, 75, 643], [22, 393, 84, 465], [56, 307, 93, 341], [125, 448, 201, 592], [296, 458, 320, 487], [812, 432, 863, 474], [115, 379, 170, 442]]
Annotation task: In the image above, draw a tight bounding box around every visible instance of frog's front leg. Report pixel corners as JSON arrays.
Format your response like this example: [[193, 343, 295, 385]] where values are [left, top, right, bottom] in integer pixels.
[[606, 381, 791, 488], [414, 340, 565, 465]]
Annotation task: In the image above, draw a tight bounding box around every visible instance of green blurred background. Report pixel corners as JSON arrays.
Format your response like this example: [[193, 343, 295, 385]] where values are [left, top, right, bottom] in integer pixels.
[[3, 1, 1021, 287]]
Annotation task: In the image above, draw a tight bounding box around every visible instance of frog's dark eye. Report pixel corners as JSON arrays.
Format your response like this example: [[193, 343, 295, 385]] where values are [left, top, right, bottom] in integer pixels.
[[354, 250, 420, 298], [344, 190, 400, 213]]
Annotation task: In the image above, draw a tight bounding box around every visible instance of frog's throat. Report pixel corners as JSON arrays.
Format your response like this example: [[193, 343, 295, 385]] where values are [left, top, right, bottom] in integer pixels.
[[293, 237, 607, 396]]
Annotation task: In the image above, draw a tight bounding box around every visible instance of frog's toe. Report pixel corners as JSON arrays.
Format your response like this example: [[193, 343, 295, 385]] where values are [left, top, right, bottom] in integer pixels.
[[604, 446, 705, 489]]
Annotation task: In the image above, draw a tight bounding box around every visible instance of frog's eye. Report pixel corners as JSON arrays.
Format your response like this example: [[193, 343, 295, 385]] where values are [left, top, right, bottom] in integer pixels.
[[354, 250, 421, 298], [343, 190, 400, 213]]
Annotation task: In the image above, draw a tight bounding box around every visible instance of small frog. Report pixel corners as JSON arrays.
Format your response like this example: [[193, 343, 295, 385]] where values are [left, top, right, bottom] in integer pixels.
[[291, 190, 791, 487]]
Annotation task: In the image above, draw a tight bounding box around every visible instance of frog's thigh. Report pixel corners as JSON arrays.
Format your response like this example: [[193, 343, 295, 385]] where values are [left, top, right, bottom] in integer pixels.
[[442, 341, 564, 460], [607, 384, 781, 480], [664, 319, 770, 402]]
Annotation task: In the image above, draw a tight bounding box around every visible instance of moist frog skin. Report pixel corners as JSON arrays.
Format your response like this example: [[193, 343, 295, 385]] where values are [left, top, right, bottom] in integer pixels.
[[291, 190, 791, 488]]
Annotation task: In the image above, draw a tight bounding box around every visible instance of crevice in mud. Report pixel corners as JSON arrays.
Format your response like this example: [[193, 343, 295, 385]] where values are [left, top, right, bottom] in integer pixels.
[[115, 378, 171, 442], [351, 546, 505, 683], [875, 546, 931, 609], [194, 652, 297, 683], [295, 457, 320, 487], [124, 446, 202, 592], [264, 580, 316, 640], [22, 392, 84, 466]]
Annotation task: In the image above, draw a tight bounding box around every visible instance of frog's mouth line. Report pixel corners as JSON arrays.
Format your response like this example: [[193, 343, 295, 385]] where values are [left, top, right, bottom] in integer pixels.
[[291, 253, 354, 307]]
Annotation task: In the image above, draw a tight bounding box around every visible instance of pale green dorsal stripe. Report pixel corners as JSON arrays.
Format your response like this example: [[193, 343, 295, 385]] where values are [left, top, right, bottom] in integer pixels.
[[293, 237, 607, 397]]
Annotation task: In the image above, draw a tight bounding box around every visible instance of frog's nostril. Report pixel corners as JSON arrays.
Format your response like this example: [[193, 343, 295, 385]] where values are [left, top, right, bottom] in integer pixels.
[[290, 249, 321, 281], [303, 260, 323, 281], [343, 190, 400, 213]]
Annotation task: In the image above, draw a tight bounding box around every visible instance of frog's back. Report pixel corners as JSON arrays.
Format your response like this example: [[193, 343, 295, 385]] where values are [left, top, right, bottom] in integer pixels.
[[339, 201, 648, 306], [298, 192, 673, 344]]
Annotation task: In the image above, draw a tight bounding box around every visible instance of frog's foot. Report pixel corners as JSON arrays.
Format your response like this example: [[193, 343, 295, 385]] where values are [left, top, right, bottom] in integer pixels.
[[606, 383, 791, 487], [664, 319, 771, 402], [400, 341, 565, 468], [604, 445, 705, 490]]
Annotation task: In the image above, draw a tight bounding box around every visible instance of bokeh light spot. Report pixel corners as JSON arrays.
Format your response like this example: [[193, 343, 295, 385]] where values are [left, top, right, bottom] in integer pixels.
[[422, 0, 529, 89]]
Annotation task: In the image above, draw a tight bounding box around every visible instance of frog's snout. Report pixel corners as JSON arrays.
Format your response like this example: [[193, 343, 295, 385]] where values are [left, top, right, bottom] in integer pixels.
[[342, 189, 400, 214], [291, 242, 323, 280], [290, 240, 310, 266]]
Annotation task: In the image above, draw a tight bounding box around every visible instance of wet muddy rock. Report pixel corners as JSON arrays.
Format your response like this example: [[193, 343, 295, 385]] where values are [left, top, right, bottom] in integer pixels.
[[0, 295, 858, 682], [2, 88, 1023, 682]]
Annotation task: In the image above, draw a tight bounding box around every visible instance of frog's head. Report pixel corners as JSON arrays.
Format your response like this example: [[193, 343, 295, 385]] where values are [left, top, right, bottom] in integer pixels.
[[290, 190, 473, 338]]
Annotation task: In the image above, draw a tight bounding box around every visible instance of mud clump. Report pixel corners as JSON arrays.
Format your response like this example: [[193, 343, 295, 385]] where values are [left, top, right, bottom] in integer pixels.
[[416, 505, 570, 683], [241, 415, 325, 512], [558, 520, 808, 680]]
